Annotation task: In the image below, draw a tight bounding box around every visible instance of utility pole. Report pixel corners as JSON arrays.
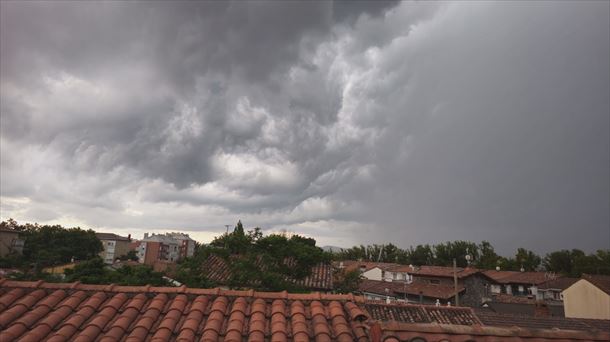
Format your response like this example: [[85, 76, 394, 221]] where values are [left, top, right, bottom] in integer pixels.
[[453, 258, 459, 307]]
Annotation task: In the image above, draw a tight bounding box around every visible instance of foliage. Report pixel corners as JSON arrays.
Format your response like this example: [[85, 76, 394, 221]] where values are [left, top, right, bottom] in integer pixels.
[[544, 249, 610, 277], [118, 250, 139, 262], [333, 269, 363, 294], [0, 219, 103, 270], [63, 257, 169, 286], [186, 221, 331, 291]]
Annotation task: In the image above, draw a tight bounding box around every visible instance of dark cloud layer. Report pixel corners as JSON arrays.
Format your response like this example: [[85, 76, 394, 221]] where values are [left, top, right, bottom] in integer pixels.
[[1, 1, 608, 254]]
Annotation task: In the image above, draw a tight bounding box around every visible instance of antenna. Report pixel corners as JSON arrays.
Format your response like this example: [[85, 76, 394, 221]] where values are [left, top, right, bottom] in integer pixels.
[[224, 225, 230, 234]]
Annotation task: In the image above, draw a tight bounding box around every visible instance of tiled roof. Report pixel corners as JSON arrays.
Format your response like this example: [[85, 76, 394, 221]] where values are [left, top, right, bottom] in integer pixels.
[[488, 293, 535, 304], [365, 302, 480, 326], [2, 279, 608, 342], [387, 265, 480, 279], [538, 277, 579, 290], [371, 321, 610, 342], [0, 279, 368, 342], [482, 270, 557, 285], [359, 279, 464, 300], [336, 260, 401, 273], [202, 254, 333, 291], [582, 274, 610, 295], [95, 233, 130, 241], [476, 311, 610, 333]]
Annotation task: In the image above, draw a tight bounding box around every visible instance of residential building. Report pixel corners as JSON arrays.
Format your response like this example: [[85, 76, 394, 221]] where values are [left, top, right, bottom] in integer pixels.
[[537, 277, 579, 301], [0, 228, 24, 257], [95, 233, 132, 264], [359, 279, 464, 305], [335, 260, 402, 281], [481, 269, 558, 297], [1, 279, 608, 341], [563, 274, 610, 319], [136, 232, 196, 266]]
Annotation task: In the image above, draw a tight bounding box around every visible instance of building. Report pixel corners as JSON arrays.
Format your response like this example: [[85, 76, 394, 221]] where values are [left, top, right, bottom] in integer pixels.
[[537, 277, 579, 301], [359, 279, 464, 305], [563, 274, 610, 319], [0, 228, 24, 257], [481, 269, 558, 297], [136, 232, 196, 266], [95, 233, 132, 264], [0, 278, 608, 341], [335, 260, 402, 281]]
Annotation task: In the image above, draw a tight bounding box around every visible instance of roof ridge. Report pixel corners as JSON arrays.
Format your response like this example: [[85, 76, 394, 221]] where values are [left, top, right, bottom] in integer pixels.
[[0, 278, 364, 302]]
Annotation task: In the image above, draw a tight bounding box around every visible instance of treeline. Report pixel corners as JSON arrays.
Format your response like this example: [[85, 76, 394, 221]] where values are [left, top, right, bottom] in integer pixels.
[[0, 219, 167, 286], [333, 241, 610, 277]]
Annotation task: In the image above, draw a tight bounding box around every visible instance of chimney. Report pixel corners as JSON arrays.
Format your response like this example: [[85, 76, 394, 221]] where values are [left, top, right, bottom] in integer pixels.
[[144, 233, 149, 239], [534, 301, 550, 317], [127, 234, 131, 241]]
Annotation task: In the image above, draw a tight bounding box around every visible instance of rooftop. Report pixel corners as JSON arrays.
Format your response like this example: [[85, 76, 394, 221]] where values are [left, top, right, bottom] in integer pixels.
[[359, 279, 464, 300], [1, 279, 608, 341], [94, 233, 131, 242], [482, 270, 557, 285], [581, 274, 610, 295], [387, 265, 480, 279]]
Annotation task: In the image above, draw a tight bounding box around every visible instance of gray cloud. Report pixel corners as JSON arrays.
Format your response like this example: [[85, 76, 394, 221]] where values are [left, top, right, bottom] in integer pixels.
[[1, 1, 608, 255]]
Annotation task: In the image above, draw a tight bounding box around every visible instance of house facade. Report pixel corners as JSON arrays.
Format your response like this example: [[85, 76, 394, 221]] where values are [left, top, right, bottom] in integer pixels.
[[136, 232, 196, 266], [95, 232, 132, 264], [563, 274, 610, 319]]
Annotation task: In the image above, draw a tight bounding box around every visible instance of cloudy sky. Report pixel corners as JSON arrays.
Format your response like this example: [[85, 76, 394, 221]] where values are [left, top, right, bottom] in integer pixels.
[[1, 1, 608, 255]]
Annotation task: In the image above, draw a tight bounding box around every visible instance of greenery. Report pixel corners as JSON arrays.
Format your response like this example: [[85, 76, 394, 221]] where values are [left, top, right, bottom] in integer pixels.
[[333, 241, 609, 276], [63, 257, 169, 286], [175, 220, 331, 291], [333, 269, 363, 294], [0, 219, 103, 270]]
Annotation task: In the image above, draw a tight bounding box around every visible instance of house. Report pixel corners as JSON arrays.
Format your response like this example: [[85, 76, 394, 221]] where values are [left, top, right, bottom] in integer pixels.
[[1, 278, 608, 341], [95, 233, 132, 264], [481, 293, 565, 317], [384, 265, 490, 307], [359, 279, 464, 305], [136, 232, 196, 266], [0, 228, 24, 257], [481, 269, 558, 297], [563, 274, 610, 319], [335, 260, 401, 281], [537, 277, 579, 301]]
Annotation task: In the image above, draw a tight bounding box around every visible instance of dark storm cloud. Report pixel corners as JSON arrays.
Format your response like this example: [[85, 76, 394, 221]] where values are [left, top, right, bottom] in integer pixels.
[[1, 1, 608, 253]]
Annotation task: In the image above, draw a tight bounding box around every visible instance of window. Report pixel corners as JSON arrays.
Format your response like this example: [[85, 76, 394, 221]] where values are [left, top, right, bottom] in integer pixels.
[[491, 285, 501, 294], [430, 279, 440, 285]]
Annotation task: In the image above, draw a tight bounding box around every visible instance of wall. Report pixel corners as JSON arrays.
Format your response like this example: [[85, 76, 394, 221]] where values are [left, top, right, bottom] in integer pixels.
[[0, 230, 22, 257], [563, 279, 610, 319], [461, 275, 492, 307], [362, 267, 384, 281]]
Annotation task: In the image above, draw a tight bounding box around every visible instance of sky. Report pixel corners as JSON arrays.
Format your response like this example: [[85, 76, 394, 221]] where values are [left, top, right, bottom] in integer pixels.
[[1, 1, 608, 256]]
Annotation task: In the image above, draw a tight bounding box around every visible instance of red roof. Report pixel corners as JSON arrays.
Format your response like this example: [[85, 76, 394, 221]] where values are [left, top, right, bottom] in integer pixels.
[[582, 274, 610, 295], [359, 279, 464, 300], [538, 277, 579, 290], [476, 311, 610, 333], [0, 279, 368, 342], [482, 270, 557, 285], [202, 254, 333, 291], [388, 265, 480, 279], [1, 279, 608, 341]]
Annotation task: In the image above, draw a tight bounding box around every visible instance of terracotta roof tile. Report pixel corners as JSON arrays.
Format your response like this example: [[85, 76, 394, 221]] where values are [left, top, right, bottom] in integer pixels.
[[1, 279, 608, 341], [482, 270, 558, 285], [387, 265, 480, 279], [360, 279, 465, 300]]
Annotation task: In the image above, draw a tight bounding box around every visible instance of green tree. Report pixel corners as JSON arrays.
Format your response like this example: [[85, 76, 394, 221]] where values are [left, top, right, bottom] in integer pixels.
[[334, 269, 363, 294], [476, 241, 501, 269]]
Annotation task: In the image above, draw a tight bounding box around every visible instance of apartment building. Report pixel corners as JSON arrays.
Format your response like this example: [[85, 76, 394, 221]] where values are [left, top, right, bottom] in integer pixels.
[[136, 232, 196, 266], [95, 232, 132, 264]]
